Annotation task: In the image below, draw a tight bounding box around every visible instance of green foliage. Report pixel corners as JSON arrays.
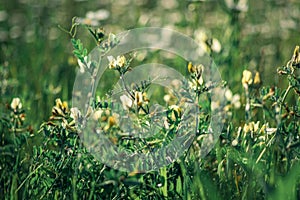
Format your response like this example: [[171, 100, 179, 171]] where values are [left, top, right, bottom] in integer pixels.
[[72, 38, 88, 63], [1, 1, 300, 199]]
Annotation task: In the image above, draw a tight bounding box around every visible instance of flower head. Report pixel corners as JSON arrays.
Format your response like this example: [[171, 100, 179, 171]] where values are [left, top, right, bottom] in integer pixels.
[[92, 109, 103, 120], [134, 91, 144, 106], [76, 9, 110, 26], [52, 98, 68, 117], [117, 55, 126, 68], [242, 70, 253, 88], [225, 89, 241, 109], [225, 0, 248, 12], [170, 105, 182, 121], [194, 29, 222, 54], [243, 121, 260, 133], [188, 62, 204, 86], [11, 98, 22, 111], [104, 113, 119, 131], [254, 71, 261, 85], [107, 55, 127, 69]]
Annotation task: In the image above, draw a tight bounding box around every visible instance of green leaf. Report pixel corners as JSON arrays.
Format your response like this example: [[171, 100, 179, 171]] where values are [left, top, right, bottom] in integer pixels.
[[176, 176, 182, 194]]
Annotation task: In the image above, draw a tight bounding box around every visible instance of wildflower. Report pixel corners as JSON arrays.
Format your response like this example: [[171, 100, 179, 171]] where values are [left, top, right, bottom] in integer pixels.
[[117, 55, 126, 68], [52, 98, 68, 117], [107, 56, 116, 69], [225, 89, 241, 109], [107, 55, 127, 69], [187, 62, 195, 74], [243, 121, 260, 133], [19, 113, 26, 121], [131, 91, 148, 107], [253, 71, 261, 85], [242, 70, 253, 88], [170, 105, 182, 121], [188, 62, 204, 86], [164, 94, 171, 103], [108, 116, 117, 127], [225, 0, 248, 12], [260, 123, 277, 135], [194, 29, 222, 54], [232, 139, 238, 147], [76, 9, 110, 26], [104, 113, 119, 131], [120, 94, 133, 110], [11, 97, 22, 111], [211, 38, 222, 53], [134, 91, 144, 106], [92, 109, 103, 121], [194, 29, 209, 54]]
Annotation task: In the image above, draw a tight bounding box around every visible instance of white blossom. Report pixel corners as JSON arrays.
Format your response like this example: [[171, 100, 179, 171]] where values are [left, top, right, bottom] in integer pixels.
[[11, 98, 22, 111]]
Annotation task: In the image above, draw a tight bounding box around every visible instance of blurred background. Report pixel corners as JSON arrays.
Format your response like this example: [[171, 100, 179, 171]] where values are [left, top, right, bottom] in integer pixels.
[[0, 0, 299, 127]]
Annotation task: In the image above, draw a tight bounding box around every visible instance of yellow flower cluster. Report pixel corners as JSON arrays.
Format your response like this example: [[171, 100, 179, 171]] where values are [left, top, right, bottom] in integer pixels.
[[188, 62, 204, 90], [242, 70, 260, 88], [169, 105, 182, 121], [52, 98, 69, 117], [107, 55, 126, 69]]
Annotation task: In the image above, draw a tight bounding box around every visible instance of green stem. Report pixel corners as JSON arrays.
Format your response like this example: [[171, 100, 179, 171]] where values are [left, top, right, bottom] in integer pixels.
[[281, 84, 292, 105], [160, 166, 168, 197]]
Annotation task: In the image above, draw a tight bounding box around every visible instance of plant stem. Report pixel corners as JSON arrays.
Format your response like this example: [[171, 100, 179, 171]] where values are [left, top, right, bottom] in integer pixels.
[[281, 84, 292, 105], [120, 73, 134, 99]]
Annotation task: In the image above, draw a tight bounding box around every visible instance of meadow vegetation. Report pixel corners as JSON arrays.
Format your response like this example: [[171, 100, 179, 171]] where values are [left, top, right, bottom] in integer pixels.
[[1, 0, 300, 199]]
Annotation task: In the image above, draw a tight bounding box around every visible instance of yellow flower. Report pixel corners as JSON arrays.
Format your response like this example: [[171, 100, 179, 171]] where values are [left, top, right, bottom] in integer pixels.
[[170, 105, 182, 121], [104, 113, 119, 131], [133, 91, 149, 107], [107, 55, 126, 69], [254, 71, 261, 85], [11, 98, 22, 111], [134, 91, 143, 106], [52, 98, 68, 117], [117, 55, 126, 68], [242, 70, 253, 87], [108, 116, 116, 127], [187, 62, 195, 73], [107, 56, 117, 69], [142, 92, 149, 103], [188, 62, 204, 86], [243, 121, 260, 133]]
